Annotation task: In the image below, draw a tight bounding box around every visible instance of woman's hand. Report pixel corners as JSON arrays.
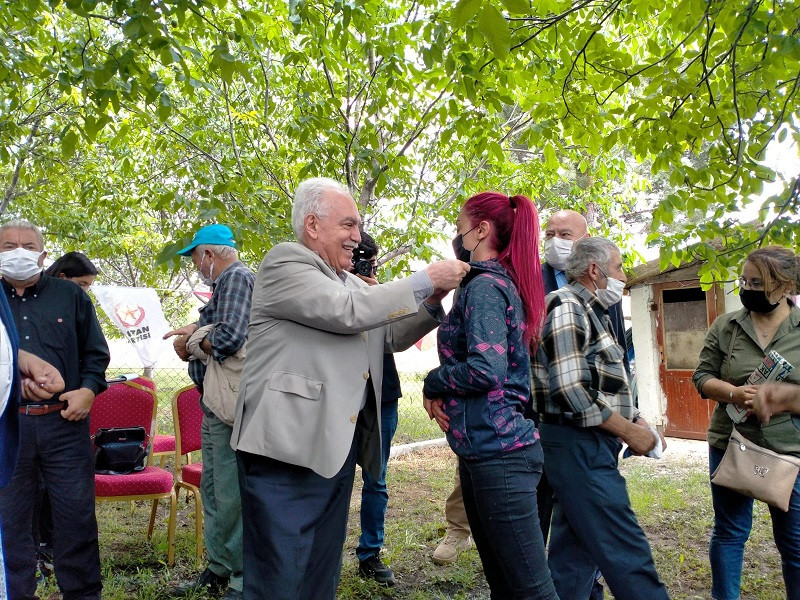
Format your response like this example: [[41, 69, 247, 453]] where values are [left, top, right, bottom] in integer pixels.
[[730, 385, 758, 406], [423, 395, 449, 432]]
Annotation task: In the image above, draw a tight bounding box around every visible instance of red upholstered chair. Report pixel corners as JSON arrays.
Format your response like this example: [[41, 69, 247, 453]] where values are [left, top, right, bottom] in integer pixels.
[[172, 384, 204, 558], [90, 381, 177, 566], [133, 376, 177, 468]]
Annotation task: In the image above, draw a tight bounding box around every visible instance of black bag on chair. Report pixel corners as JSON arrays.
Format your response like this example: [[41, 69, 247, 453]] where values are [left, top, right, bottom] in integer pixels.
[[93, 427, 148, 474]]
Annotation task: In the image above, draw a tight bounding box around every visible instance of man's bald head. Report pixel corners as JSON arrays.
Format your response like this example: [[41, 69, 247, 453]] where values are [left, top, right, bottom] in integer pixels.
[[544, 210, 589, 241]]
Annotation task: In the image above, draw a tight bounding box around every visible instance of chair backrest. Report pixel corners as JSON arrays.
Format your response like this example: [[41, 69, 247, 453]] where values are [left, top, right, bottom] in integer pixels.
[[90, 381, 158, 446], [173, 385, 203, 458], [132, 375, 156, 391]]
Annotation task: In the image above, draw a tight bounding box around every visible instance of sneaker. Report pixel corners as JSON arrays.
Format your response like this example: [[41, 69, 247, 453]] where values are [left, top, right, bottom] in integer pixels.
[[221, 589, 243, 600], [358, 555, 396, 586], [171, 567, 230, 597], [432, 532, 471, 565]]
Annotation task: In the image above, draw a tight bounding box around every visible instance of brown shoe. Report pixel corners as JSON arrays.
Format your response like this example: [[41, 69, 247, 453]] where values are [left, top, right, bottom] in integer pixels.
[[432, 532, 471, 565]]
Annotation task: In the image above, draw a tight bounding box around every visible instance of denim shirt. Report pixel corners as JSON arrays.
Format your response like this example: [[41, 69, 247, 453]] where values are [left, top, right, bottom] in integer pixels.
[[423, 260, 536, 460]]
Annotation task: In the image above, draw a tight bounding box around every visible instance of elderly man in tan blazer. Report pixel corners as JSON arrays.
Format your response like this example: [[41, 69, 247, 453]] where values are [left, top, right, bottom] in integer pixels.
[[231, 177, 468, 599]]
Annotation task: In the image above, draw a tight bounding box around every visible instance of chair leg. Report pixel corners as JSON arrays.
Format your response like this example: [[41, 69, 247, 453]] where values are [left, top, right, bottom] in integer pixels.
[[167, 490, 177, 567], [147, 499, 158, 540], [195, 491, 204, 558]]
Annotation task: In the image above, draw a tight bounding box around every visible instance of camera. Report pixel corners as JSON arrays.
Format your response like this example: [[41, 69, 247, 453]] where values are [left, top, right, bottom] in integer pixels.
[[352, 246, 375, 277]]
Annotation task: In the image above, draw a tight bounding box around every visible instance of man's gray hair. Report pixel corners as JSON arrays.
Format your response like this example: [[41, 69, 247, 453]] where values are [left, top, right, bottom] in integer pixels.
[[291, 177, 351, 240], [565, 237, 619, 281], [195, 244, 237, 259], [0, 219, 44, 249]]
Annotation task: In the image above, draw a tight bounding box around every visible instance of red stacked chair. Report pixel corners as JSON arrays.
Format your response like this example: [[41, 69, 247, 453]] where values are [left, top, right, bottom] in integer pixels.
[[90, 380, 177, 566], [132, 376, 177, 468], [172, 384, 204, 557]]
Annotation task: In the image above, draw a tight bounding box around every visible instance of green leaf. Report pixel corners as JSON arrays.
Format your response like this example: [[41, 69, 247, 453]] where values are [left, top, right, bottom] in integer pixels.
[[500, 0, 530, 14], [452, 0, 482, 29], [477, 5, 511, 60]]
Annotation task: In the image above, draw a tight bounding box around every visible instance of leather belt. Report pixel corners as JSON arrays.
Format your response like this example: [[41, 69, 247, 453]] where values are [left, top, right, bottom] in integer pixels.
[[19, 401, 67, 416], [538, 413, 569, 426]]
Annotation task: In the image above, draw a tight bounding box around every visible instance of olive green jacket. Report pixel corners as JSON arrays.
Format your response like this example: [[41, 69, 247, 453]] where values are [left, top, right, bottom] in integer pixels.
[[693, 303, 800, 456]]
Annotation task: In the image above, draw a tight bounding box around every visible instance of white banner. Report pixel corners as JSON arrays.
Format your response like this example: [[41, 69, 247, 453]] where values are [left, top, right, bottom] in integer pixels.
[[92, 285, 171, 368]]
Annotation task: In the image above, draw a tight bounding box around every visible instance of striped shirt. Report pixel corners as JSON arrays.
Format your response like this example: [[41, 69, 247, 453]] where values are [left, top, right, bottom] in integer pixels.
[[531, 282, 635, 427]]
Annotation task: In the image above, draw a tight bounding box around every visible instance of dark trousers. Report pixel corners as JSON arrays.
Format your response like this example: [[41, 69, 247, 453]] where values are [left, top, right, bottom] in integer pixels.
[[459, 443, 558, 600], [539, 423, 669, 600], [0, 412, 101, 600], [236, 438, 357, 600]]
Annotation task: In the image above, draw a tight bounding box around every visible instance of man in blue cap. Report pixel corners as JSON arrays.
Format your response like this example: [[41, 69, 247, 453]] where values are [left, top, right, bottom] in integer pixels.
[[164, 224, 255, 600]]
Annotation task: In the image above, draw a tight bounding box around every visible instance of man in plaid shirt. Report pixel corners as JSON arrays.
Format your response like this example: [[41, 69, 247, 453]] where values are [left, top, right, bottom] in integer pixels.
[[531, 237, 670, 600], [165, 224, 255, 600]]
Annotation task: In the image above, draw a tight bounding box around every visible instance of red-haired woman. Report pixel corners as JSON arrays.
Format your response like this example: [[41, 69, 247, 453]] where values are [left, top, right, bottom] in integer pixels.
[[423, 192, 558, 599]]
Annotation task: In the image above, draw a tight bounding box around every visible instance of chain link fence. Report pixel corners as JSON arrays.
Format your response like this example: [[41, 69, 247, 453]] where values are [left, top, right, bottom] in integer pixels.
[[106, 367, 443, 445]]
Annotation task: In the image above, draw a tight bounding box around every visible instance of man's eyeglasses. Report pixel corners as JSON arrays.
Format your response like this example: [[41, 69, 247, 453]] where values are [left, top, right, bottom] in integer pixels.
[[738, 277, 764, 290]]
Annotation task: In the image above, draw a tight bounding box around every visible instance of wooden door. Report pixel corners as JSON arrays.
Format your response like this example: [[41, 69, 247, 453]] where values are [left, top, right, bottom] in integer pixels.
[[656, 281, 723, 440]]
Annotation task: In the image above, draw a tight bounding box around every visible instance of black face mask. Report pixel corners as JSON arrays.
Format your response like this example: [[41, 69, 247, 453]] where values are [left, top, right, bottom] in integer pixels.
[[740, 288, 781, 314], [452, 225, 477, 263]]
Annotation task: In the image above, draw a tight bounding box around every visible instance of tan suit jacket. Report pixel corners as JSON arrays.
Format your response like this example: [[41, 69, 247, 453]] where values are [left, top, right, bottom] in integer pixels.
[[231, 242, 439, 478]]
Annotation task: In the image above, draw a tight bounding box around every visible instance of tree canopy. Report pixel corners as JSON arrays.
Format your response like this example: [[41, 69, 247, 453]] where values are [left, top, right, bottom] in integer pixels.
[[1, 0, 798, 289]]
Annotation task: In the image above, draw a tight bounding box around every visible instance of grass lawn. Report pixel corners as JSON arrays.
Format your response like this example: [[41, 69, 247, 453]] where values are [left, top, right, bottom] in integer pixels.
[[35, 440, 788, 599]]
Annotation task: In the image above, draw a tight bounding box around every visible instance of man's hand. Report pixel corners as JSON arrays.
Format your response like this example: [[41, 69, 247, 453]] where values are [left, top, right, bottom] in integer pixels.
[[18, 350, 65, 401], [425, 289, 451, 306], [354, 273, 379, 287], [599, 412, 656, 455], [163, 324, 199, 340], [748, 383, 800, 423], [424, 260, 470, 292], [164, 324, 197, 361], [632, 416, 667, 453], [623, 422, 657, 455], [423, 395, 450, 432], [60, 387, 96, 421]]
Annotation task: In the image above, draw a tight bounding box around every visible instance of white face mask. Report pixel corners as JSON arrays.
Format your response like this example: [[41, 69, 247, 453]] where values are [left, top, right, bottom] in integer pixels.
[[544, 237, 573, 271], [595, 270, 625, 308], [199, 254, 214, 287], [0, 247, 43, 281]]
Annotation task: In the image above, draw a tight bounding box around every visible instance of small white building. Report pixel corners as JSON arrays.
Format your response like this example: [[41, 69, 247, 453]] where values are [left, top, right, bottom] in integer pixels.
[[627, 260, 741, 440]]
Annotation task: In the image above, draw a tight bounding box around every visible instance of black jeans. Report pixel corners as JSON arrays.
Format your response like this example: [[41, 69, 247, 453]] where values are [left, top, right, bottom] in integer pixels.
[[459, 443, 558, 600], [0, 412, 101, 600]]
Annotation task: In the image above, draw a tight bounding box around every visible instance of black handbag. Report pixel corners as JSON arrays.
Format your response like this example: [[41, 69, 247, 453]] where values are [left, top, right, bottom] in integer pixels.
[[93, 427, 149, 475]]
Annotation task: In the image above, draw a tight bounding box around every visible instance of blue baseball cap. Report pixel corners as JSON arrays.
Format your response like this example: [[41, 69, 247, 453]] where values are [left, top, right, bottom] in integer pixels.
[[177, 224, 236, 256]]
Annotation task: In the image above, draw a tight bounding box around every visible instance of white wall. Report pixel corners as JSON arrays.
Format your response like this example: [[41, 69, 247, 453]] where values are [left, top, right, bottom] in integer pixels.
[[630, 285, 667, 427]]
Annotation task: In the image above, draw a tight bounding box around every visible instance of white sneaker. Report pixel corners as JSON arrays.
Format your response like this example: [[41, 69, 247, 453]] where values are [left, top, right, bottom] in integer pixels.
[[432, 532, 471, 565]]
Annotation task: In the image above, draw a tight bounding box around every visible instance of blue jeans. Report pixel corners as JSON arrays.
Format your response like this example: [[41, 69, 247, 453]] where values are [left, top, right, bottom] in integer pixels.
[[356, 399, 398, 561], [459, 443, 558, 600], [709, 444, 800, 600], [540, 423, 669, 600]]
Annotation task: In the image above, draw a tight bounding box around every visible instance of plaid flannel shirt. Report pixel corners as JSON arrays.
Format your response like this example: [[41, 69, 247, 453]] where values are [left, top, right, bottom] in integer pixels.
[[531, 282, 636, 427], [189, 260, 255, 389]]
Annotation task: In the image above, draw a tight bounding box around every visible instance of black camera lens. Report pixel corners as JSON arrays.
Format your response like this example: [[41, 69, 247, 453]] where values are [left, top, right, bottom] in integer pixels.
[[354, 259, 374, 277]]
